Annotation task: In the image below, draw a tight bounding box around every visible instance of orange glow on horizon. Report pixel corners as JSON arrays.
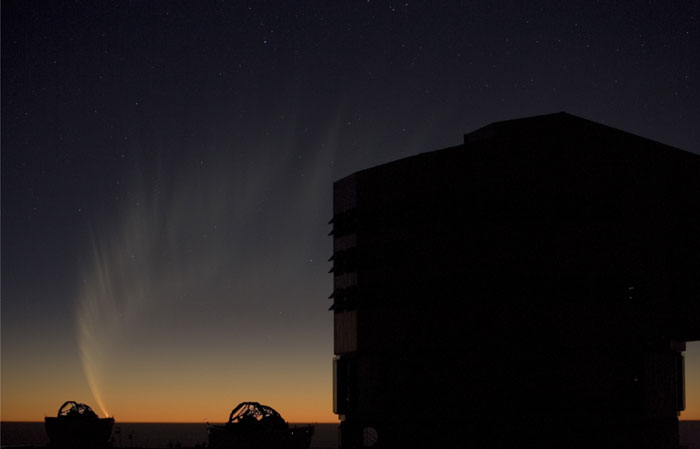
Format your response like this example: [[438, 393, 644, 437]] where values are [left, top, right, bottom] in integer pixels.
[[0, 366, 338, 423], [3, 344, 699, 423], [680, 342, 700, 421], [1, 400, 338, 424]]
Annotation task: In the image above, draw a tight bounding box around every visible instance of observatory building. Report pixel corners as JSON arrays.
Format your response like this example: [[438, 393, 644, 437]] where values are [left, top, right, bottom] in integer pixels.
[[329, 112, 699, 449]]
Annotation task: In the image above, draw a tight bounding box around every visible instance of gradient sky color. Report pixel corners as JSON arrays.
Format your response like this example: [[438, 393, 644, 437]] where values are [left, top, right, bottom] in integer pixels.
[[2, 1, 699, 422]]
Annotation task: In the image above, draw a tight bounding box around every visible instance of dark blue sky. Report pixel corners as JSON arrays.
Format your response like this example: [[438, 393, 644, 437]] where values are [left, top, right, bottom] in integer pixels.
[[2, 0, 699, 421]]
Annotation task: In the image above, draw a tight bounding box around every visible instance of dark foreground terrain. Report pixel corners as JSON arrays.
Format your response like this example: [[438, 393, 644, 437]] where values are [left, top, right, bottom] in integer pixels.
[[2, 421, 699, 448], [0, 422, 338, 449]]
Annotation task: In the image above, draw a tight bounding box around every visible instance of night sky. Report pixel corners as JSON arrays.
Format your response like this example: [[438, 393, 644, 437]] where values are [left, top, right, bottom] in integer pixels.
[[2, 1, 699, 422]]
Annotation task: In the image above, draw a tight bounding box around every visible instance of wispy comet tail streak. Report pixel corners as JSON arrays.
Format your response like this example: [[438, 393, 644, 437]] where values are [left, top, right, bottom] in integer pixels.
[[72, 140, 334, 421], [76, 189, 161, 419], [73, 159, 257, 420], [77, 239, 136, 419]]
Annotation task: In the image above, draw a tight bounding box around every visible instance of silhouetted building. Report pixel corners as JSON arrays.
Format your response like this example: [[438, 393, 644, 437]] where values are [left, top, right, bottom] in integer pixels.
[[329, 112, 699, 449]]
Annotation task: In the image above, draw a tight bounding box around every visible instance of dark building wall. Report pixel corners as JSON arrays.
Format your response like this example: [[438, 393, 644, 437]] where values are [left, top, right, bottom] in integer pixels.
[[330, 113, 699, 449]]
